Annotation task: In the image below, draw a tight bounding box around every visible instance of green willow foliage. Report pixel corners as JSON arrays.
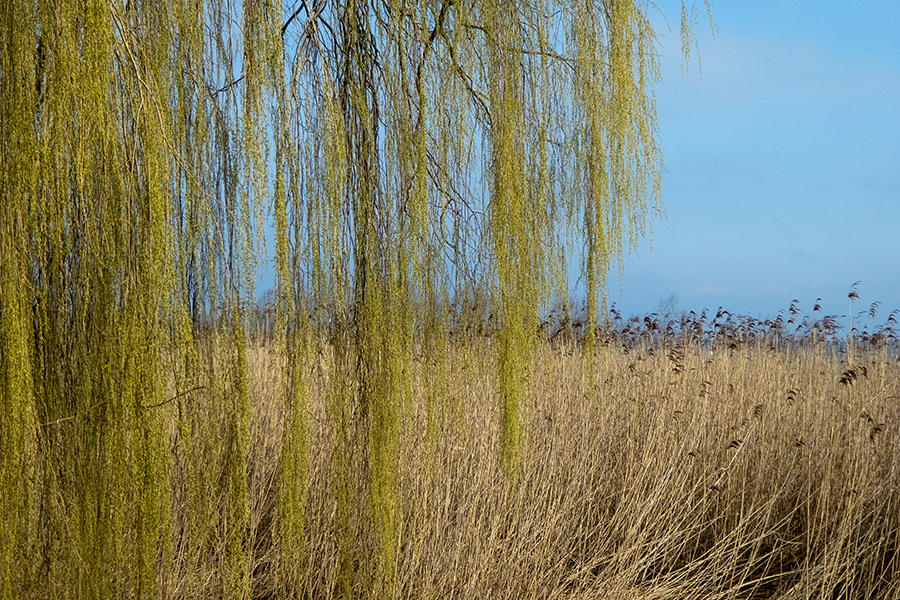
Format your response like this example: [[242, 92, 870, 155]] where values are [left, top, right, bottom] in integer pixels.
[[0, 0, 710, 597]]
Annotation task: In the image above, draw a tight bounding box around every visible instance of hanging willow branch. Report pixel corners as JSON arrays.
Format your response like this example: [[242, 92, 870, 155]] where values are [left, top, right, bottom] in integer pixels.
[[0, 0, 712, 597]]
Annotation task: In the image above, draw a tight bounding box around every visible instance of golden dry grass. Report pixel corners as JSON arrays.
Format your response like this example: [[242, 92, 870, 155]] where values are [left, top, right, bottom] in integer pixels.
[[168, 328, 900, 599]]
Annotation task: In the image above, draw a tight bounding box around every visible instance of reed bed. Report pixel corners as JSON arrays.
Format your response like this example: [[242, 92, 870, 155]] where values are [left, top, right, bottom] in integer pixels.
[[162, 310, 900, 599]]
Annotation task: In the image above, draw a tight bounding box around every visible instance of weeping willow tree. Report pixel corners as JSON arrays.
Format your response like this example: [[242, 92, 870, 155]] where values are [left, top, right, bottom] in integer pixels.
[[0, 0, 279, 596], [1, 0, 711, 597]]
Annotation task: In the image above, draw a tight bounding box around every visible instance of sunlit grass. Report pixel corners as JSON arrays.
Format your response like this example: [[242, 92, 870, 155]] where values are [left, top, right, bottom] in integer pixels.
[[153, 309, 900, 599]]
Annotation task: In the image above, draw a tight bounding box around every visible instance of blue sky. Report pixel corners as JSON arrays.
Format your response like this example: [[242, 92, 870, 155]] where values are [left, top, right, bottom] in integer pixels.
[[256, 1, 898, 326], [605, 1, 900, 322]]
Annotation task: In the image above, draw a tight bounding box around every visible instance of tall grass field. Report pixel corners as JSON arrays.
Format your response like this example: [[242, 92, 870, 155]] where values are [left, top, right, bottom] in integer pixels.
[[7, 304, 900, 599]]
